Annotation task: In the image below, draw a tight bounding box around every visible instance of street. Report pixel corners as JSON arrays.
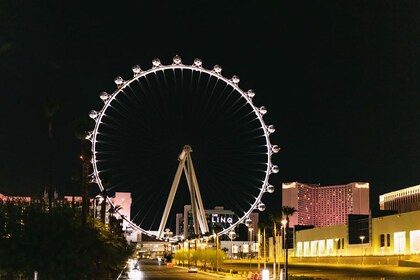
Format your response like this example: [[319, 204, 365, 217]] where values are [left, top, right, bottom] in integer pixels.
[[117, 258, 420, 280], [118, 259, 241, 280]]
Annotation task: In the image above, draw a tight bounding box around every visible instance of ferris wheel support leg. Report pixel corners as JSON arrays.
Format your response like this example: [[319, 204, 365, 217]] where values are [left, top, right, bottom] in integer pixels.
[[157, 159, 185, 239], [186, 155, 200, 236], [188, 156, 209, 234]]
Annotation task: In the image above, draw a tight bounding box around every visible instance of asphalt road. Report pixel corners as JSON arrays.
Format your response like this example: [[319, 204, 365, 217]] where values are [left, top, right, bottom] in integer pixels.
[[222, 262, 420, 280], [118, 259, 420, 280], [118, 259, 237, 280]]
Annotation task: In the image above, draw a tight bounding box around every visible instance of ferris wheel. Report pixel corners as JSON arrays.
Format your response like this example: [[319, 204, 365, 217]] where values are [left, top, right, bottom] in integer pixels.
[[87, 55, 279, 239]]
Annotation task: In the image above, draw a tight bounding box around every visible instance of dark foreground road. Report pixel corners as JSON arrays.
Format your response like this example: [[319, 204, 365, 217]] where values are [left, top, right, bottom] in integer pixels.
[[222, 261, 420, 280], [118, 259, 420, 280], [118, 259, 241, 279]]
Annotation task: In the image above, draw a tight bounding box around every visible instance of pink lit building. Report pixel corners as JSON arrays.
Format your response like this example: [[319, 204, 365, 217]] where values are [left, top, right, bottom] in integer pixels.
[[113, 192, 132, 230], [0, 193, 31, 204], [282, 182, 370, 227]]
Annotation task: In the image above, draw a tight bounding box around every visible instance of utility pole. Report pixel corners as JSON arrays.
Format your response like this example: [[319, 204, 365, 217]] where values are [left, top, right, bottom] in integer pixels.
[[273, 222, 276, 280], [216, 234, 219, 274]]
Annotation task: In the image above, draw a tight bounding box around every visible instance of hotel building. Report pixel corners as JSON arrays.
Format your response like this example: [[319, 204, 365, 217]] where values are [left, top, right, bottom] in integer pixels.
[[282, 182, 370, 227]]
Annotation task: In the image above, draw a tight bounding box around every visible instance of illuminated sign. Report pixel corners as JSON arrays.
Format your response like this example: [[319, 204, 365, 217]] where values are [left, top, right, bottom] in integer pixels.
[[211, 214, 233, 224]]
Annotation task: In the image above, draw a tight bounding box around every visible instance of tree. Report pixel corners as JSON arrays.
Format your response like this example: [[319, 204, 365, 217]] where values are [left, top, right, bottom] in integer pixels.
[[72, 117, 94, 227], [281, 206, 296, 280], [44, 98, 59, 213], [258, 220, 271, 270], [269, 214, 282, 279], [108, 205, 123, 235], [0, 202, 134, 279]]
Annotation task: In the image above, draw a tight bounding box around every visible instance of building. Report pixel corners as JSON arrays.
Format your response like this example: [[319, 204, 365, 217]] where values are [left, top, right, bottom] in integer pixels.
[[283, 182, 370, 227], [0, 193, 31, 204], [294, 209, 420, 259], [379, 184, 420, 213], [177, 205, 237, 239], [113, 192, 132, 230]]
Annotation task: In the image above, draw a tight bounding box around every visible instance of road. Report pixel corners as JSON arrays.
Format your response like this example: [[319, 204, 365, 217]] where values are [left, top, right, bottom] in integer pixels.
[[118, 259, 420, 280], [118, 259, 240, 280], [222, 262, 420, 280]]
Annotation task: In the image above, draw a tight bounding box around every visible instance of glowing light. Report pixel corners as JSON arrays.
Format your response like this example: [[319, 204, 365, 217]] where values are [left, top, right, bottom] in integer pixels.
[[173, 55, 182, 65], [152, 58, 161, 67], [262, 269, 269, 280], [132, 65, 141, 74], [271, 145, 280, 153], [193, 58, 202, 67], [258, 203, 266, 211], [89, 110, 98, 119], [245, 218, 253, 227], [267, 125, 275, 133], [266, 185, 275, 193], [231, 75, 240, 84], [247, 89, 255, 98], [259, 106, 267, 115], [271, 165, 279, 173], [99, 91, 110, 101], [114, 76, 124, 86], [85, 131, 93, 141], [213, 64, 222, 73]]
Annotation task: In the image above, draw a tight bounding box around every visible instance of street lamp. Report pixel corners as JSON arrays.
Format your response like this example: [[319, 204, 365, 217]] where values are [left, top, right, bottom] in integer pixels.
[[334, 238, 340, 264], [281, 219, 288, 280], [229, 230, 236, 274], [359, 236, 365, 264], [248, 226, 254, 270]]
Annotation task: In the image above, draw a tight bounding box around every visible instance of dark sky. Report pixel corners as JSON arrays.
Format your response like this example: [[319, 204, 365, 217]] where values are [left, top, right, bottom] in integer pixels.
[[1, 1, 419, 221]]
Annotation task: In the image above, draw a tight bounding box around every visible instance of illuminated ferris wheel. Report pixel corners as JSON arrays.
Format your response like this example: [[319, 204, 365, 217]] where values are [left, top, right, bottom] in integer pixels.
[[87, 55, 279, 239]]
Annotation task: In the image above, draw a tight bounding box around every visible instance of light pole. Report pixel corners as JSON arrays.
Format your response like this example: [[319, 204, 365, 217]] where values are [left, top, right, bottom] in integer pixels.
[[263, 227, 267, 270], [359, 236, 365, 264], [229, 230, 236, 274], [248, 226, 254, 270], [281, 219, 288, 280], [257, 227, 261, 272], [273, 221, 277, 280], [335, 238, 340, 264], [215, 233, 219, 274]]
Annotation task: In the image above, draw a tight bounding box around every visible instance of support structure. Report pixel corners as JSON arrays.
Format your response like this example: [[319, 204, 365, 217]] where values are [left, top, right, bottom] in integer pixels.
[[157, 145, 209, 239]]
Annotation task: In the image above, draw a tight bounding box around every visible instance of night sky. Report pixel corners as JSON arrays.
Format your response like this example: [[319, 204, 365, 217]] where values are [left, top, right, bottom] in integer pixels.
[[1, 1, 419, 222]]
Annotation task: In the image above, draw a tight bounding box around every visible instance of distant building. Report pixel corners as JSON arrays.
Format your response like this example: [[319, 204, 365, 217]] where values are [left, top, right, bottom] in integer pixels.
[[178, 205, 236, 239], [113, 192, 132, 230], [0, 193, 31, 204], [283, 182, 370, 227], [176, 205, 257, 241], [379, 184, 420, 213]]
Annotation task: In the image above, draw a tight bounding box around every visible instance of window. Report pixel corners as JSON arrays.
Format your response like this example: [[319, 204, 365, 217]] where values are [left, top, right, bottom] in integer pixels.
[[387, 233, 391, 247], [380, 234, 385, 247]]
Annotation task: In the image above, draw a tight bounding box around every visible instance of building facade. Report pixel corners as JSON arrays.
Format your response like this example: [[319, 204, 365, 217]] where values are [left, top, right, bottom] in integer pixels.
[[283, 182, 370, 227], [294, 209, 420, 258], [379, 184, 420, 213], [177, 205, 237, 239]]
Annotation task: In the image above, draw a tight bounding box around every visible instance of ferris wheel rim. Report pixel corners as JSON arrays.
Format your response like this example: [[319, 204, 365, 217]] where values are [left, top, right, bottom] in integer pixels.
[[88, 56, 279, 238]]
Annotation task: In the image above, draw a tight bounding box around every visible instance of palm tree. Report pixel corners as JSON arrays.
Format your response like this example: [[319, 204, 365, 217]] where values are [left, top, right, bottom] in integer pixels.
[[108, 204, 123, 235], [44, 98, 59, 213], [72, 117, 94, 227], [281, 206, 296, 280], [269, 214, 282, 279], [257, 219, 271, 270]]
